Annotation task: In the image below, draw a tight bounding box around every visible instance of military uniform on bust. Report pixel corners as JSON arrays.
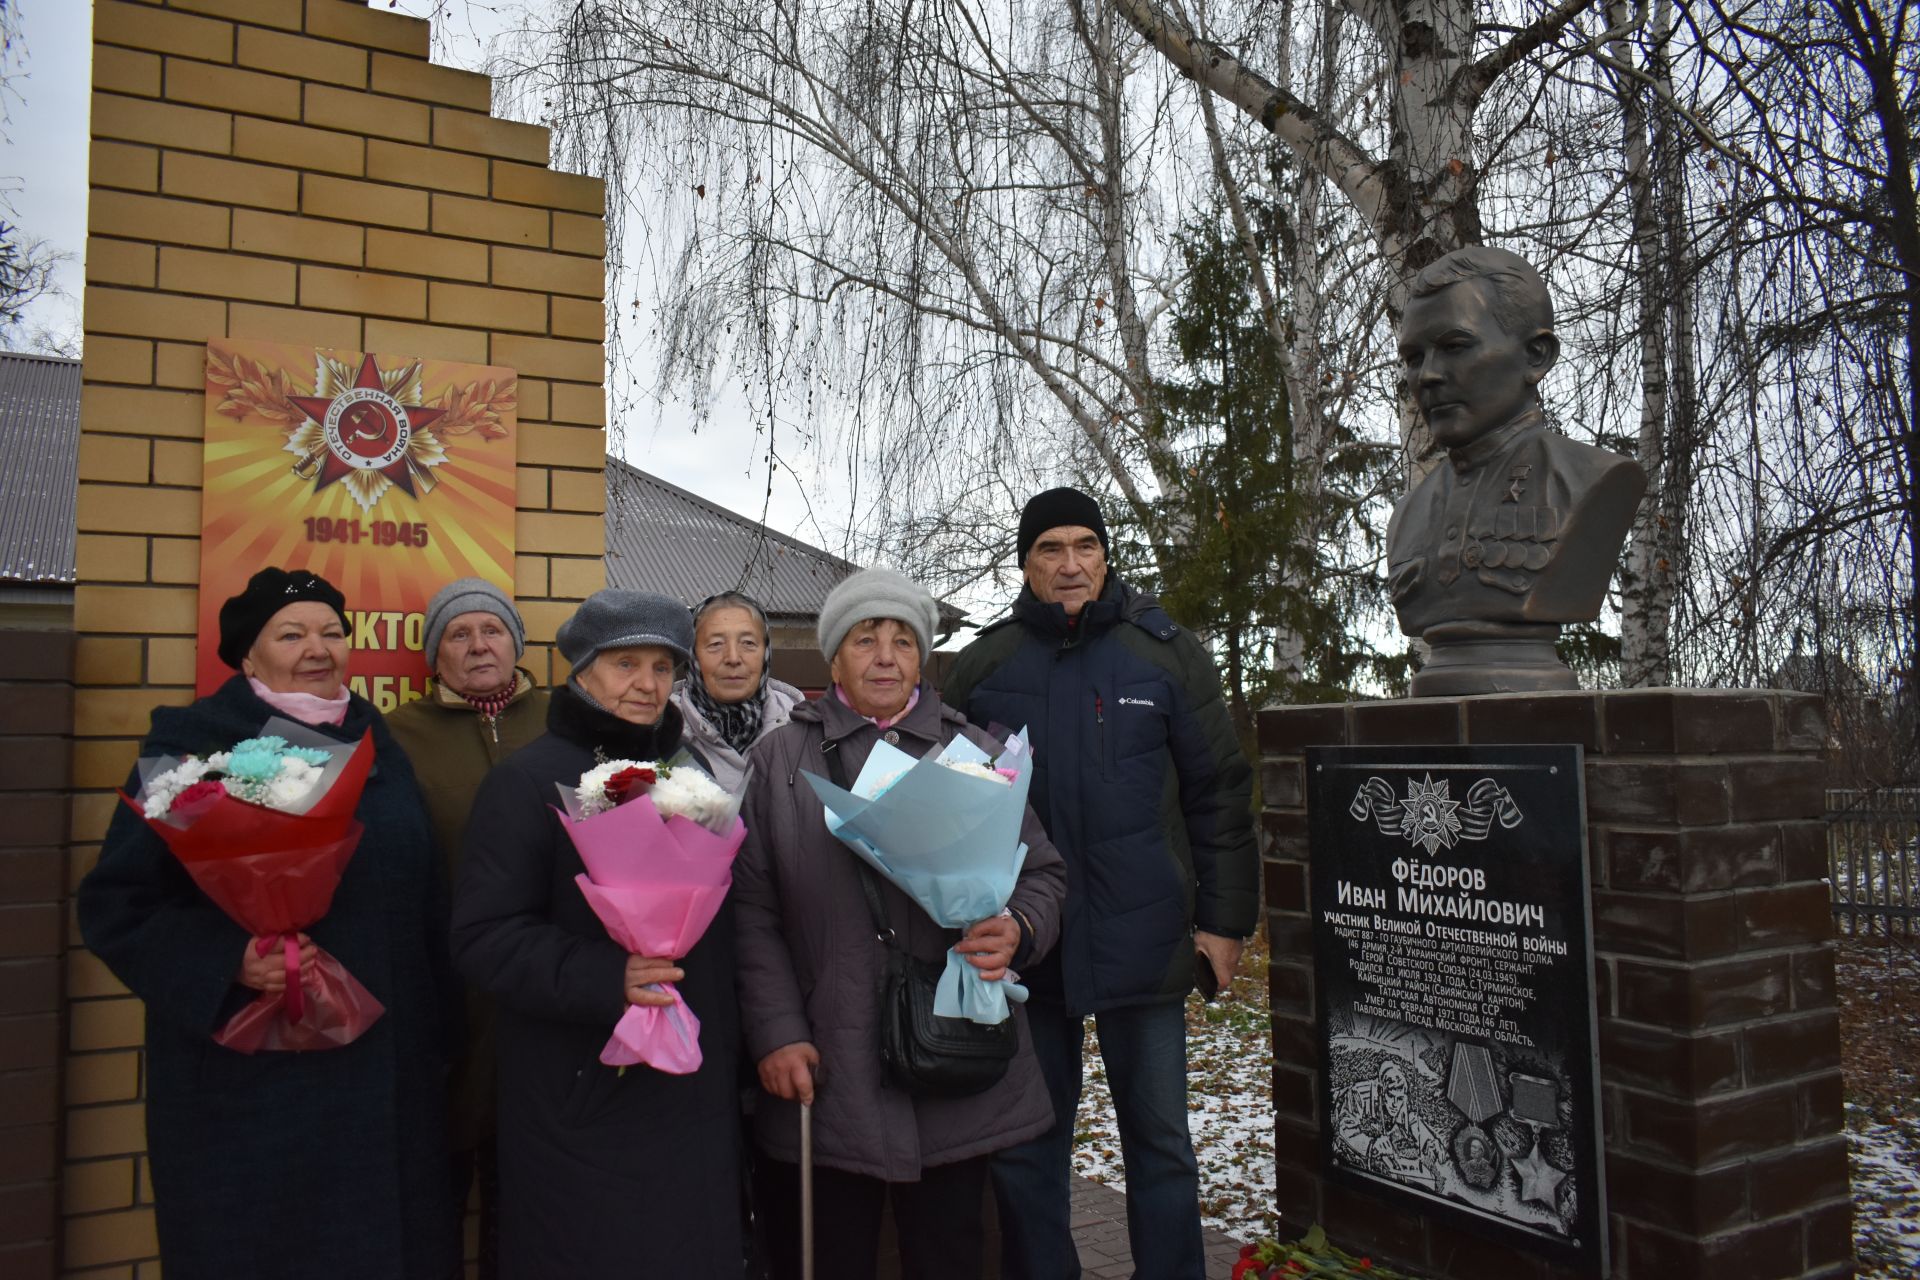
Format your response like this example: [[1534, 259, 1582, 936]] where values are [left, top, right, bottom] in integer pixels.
[[1387, 246, 1645, 696], [1387, 408, 1644, 636]]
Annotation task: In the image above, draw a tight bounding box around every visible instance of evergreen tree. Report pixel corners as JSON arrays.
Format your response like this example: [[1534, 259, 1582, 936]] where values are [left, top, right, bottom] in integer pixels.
[[1118, 208, 1404, 747]]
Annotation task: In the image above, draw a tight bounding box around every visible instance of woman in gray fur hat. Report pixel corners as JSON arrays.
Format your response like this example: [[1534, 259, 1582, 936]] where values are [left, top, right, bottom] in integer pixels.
[[735, 568, 1066, 1280], [451, 589, 742, 1278]]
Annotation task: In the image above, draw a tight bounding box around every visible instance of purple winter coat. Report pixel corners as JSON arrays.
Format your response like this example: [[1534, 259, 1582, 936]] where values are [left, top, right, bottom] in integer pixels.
[[736, 683, 1067, 1181]]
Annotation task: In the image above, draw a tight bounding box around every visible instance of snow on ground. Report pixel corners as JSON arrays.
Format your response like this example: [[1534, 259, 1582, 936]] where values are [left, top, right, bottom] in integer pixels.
[[1839, 935, 1920, 1278], [1067, 932, 1920, 1275], [1071, 943, 1278, 1244]]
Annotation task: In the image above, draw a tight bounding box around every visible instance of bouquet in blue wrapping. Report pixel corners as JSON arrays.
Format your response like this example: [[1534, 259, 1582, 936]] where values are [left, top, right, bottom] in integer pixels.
[[804, 729, 1034, 1025]]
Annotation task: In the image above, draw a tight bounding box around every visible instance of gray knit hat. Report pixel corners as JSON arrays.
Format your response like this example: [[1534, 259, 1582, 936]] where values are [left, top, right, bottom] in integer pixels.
[[423, 578, 525, 672], [817, 567, 938, 659], [556, 589, 695, 674]]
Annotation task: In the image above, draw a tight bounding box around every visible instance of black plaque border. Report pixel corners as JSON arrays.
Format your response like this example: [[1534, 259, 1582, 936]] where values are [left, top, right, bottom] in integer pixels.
[[1307, 744, 1607, 1277]]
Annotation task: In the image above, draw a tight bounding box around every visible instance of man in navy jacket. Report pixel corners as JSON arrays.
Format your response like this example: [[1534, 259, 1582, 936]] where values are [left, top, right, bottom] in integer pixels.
[[944, 487, 1259, 1280]]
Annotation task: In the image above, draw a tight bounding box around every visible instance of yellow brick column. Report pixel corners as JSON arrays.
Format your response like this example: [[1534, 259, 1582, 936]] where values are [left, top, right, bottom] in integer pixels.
[[69, 2, 607, 1273]]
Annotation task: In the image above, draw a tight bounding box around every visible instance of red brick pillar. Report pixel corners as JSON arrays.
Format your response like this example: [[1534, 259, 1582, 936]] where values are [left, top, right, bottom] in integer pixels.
[[1260, 691, 1852, 1279], [0, 626, 75, 1278]]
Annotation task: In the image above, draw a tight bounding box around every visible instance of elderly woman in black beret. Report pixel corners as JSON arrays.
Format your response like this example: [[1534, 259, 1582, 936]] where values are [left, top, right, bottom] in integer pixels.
[[77, 567, 460, 1279], [452, 589, 743, 1278]]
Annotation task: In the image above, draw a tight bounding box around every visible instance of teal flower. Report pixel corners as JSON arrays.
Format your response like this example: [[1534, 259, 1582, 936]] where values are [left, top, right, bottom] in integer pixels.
[[225, 745, 286, 782]]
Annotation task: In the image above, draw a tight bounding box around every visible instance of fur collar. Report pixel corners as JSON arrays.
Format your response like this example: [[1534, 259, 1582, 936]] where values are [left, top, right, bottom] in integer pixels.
[[547, 682, 689, 760]]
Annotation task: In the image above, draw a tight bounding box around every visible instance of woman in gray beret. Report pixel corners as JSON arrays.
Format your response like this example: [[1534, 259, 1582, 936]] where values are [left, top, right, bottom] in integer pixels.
[[450, 589, 742, 1277], [733, 567, 1068, 1280]]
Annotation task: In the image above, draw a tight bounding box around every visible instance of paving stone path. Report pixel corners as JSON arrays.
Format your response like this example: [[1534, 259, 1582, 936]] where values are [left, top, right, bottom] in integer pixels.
[[1065, 1176, 1248, 1280], [876, 1175, 1248, 1278]]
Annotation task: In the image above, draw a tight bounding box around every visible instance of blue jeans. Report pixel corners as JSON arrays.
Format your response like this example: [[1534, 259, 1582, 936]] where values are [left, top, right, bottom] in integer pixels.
[[992, 997, 1203, 1280]]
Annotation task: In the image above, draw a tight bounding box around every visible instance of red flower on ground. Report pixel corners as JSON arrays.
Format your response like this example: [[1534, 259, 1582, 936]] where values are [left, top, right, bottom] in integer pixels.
[[170, 779, 227, 820], [604, 766, 658, 806], [1230, 1260, 1260, 1280], [1239, 1244, 1260, 1260]]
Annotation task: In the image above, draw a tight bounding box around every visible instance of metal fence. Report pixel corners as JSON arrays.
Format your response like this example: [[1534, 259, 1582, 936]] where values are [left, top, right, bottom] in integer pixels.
[[1826, 788, 1920, 937]]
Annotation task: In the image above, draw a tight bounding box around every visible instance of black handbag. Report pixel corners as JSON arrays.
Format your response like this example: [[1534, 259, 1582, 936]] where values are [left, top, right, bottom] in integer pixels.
[[824, 739, 1017, 1098]]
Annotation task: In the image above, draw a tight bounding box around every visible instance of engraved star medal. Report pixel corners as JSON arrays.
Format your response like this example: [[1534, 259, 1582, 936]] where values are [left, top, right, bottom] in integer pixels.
[[287, 353, 449, 511]]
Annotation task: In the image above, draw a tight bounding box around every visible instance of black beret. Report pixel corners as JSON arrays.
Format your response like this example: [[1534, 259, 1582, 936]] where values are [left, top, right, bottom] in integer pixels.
[[217, 567, 349, 669]]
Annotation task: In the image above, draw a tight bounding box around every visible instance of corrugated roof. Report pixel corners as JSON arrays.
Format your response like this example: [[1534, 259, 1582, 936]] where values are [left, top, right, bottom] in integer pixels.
[[0, 351, 80, 584], [603, 458, 963, 629]]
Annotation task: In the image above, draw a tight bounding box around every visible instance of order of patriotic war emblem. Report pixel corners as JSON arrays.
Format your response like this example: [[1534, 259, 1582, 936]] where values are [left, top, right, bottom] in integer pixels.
[[1307, 745, 1605, 1273], [286, 352, 450, 510]]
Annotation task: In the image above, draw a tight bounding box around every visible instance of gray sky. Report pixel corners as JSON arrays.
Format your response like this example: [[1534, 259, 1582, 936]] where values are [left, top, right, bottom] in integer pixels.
[[7, 0, 871, 591]]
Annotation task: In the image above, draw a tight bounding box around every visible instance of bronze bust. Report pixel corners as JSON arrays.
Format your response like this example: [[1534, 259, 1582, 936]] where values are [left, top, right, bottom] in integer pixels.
[[1386, 247, 1646, 696]]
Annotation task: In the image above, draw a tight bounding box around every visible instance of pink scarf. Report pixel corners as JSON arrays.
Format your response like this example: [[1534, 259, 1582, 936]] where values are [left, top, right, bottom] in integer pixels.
[[249, 676, 350, 727], [834, 683, 920, 730]]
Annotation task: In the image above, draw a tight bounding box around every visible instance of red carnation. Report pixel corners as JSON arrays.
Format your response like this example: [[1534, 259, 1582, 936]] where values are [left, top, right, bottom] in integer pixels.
[[1239, 1244, 1260, 1261], [170, 779, 227, 821], [604, 766, 658, 806]]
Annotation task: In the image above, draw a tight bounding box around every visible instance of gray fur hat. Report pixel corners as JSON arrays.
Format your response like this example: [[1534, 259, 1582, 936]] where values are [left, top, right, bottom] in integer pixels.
[[817, 567, 937, 658], [423, 578, 525, 671], [557, 589, 695, 673]]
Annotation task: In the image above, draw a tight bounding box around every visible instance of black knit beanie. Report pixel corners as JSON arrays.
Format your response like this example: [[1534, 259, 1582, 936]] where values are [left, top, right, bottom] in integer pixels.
[[217, 567, 349, 669], [1017, 487, 1110, 566]]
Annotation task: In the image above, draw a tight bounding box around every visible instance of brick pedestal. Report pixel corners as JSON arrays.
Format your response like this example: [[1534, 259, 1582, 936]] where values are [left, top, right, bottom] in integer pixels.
[[1260, 691, 1852, 1279]]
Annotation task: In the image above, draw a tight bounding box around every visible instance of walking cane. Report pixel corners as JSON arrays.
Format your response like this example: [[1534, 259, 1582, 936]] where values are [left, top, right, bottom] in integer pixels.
[[799, 1099, 814, 1280]]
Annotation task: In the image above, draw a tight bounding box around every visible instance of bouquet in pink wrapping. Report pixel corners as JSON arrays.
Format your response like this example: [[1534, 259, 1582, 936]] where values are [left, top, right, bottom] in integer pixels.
[[552, 758, 747, 1073], [117, 716, 386, 1053]]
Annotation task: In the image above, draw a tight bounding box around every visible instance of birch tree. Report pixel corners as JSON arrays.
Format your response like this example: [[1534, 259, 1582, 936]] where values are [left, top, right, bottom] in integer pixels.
[[502, 0, 1227, 588], [1108, 0, 1601, 467]]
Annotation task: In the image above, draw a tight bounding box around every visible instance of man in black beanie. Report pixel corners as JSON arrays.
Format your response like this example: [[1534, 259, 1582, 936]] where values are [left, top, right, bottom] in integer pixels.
[[945, 487, 1257, 1280]]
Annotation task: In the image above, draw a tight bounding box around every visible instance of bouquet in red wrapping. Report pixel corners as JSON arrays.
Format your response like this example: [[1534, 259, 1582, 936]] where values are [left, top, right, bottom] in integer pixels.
[[553, 758, 747, 1074], [119, 716, 385, 1053]]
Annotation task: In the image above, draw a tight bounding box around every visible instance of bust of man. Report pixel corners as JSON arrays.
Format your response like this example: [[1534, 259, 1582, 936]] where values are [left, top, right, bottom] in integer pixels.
[[1385, 247, 1645, 696]]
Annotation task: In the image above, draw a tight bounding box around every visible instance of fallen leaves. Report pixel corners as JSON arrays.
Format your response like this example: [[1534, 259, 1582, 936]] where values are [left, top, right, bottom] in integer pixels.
[[1839, 934, 1920, 1278]]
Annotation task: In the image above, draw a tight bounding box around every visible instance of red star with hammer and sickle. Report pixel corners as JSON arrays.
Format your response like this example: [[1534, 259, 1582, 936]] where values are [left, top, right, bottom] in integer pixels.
[[288, 354, 448, 497]]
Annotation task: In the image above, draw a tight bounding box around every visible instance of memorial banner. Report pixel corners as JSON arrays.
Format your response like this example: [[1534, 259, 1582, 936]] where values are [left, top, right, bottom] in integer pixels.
[[196, 339, 518, 706], [1308, 744, 1606, 1275]]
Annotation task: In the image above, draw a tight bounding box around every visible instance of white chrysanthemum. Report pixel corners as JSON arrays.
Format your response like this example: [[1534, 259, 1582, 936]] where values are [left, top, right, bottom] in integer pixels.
[[943, 760, 1012, 784], [141, 756, 214, 818], [574, 759, 663, 818], [264, 758, 323, 810], [648, 767, 733, 827]]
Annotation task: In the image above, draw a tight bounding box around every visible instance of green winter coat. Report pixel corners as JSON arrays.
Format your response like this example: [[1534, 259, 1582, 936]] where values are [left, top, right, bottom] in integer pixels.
[[387, 669, 549, 1150]]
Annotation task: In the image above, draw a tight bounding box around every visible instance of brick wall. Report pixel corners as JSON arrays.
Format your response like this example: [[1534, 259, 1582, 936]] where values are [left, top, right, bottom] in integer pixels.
[[73, 1, 609, 1272], [0, 625, 74, 1279], [1260, 690, 1852, 1279]]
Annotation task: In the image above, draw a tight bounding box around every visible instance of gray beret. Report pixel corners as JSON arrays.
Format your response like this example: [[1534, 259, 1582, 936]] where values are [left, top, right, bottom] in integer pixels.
[[817, 567, 937, 659], [423, 578, 525, 671], [557, 589, 694, 673]]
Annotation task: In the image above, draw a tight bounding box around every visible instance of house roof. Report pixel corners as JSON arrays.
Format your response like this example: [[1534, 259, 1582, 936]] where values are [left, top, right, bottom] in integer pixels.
[[603, 457, 964, 631], [0, 351, 80, 585]]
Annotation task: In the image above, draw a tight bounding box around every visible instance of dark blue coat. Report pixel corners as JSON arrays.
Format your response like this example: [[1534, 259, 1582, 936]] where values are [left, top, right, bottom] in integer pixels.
[[77, 676, 460, 1280], [943, 578, 1258, 1014], [450, 686, 742, 1279]]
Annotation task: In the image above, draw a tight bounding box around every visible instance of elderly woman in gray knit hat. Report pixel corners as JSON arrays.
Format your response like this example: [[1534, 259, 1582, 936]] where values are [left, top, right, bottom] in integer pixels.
[[386, 577, 546, 1277], [734, 567, 1067, 1280], [451, 589, 742, 1279]]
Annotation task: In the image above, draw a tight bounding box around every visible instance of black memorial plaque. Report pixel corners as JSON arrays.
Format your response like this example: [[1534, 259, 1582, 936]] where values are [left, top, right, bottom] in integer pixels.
[[1307, 744, 1605, 1275]]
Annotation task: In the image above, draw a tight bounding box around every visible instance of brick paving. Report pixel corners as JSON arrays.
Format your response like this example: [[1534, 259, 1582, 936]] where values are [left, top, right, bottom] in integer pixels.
[[876, 1174, 1248, 1278], [1065, 1175, 1248, 1279]]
